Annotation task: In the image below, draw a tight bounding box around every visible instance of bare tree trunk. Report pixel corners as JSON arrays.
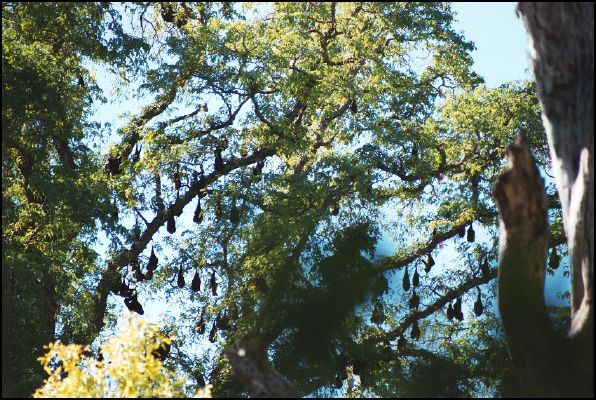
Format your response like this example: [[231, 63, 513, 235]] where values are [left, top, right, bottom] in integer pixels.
[[495, 2, 593, 396]]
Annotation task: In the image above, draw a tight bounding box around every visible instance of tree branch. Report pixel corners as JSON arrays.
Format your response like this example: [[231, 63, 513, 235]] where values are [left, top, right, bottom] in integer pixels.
[[371, 268, 497, 344], [377, 220, 474, 273], [225, 335, 296, 398]]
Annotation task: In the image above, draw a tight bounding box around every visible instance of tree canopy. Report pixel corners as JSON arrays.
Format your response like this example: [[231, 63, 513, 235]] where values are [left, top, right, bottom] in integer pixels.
[[2, 3, 571, 398]]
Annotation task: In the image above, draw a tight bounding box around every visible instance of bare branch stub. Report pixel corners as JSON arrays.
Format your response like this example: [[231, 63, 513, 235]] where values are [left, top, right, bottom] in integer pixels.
[[494, 135, 549, 236]]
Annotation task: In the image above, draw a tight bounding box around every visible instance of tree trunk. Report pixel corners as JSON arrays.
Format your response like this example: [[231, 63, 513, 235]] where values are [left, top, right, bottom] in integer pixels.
[[495, 2, 593, 396]]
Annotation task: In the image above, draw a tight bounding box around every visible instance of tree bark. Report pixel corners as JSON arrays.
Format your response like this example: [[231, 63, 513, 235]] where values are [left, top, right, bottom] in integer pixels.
[[495, 137, 570, 396], [494, 2, 593, 396], [225, 335, 296, 398]]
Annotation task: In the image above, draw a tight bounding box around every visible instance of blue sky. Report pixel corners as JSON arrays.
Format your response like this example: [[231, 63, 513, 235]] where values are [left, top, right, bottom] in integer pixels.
[[451, 2, 532, 87]]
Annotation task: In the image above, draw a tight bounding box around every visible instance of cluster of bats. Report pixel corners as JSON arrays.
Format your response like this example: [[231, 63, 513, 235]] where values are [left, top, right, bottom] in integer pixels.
[[104, 138, 252, 318], [111, 242, 225, 316], [382, 222, 490, 342], [196, 304, 239, 344]]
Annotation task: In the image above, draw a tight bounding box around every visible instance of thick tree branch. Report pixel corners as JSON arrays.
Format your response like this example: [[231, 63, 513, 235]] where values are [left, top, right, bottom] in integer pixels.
[[372, 268, 497, 344], [52, 136, 77, 170], [293, 99, 352, 174], [225, 335, 296, 398]]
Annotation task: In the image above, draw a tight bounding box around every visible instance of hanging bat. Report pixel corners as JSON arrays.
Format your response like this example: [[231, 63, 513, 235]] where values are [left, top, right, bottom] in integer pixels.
[[402, 267, 411, 291], [177, 266, 185, 288]]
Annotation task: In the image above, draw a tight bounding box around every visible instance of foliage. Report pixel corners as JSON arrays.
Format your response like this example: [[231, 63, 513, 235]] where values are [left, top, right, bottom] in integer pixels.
[[33, 316, 210, 398], [2, 2, 568, 398]]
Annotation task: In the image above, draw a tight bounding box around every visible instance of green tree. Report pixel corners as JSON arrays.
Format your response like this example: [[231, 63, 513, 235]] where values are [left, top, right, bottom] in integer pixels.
[[2, 2, 148, 396], [2, 3, 571, 397]]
